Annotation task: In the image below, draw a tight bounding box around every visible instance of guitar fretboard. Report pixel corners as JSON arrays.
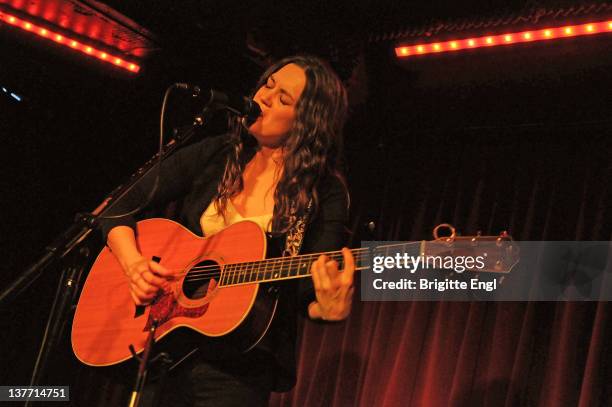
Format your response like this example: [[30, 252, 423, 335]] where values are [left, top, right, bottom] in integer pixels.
[[217, 242, 422, 287]]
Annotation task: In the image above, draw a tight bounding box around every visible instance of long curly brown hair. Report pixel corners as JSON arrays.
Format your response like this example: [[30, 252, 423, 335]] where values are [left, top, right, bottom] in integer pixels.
[[215, 55, 349, 233]]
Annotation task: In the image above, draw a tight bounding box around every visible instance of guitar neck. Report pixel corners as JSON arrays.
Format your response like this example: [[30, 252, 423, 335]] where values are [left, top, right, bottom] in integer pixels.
[[218, 242, 422, 287]]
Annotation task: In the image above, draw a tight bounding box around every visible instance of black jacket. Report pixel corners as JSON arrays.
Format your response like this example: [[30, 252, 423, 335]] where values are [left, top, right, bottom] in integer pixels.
[[99, 134, 349, 390]]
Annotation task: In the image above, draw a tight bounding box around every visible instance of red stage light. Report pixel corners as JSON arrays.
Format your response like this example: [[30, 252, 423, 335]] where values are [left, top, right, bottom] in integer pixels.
[[0, 11, 140, 73], [395, 20, 612, 58]]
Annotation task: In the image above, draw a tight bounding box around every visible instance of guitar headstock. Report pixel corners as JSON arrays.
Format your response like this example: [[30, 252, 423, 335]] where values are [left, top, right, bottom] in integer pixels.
[[422, 224, 520, 273]]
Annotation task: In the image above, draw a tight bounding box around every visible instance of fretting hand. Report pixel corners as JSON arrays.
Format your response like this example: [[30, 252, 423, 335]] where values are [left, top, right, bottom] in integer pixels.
[[309, 247, 355, 321]]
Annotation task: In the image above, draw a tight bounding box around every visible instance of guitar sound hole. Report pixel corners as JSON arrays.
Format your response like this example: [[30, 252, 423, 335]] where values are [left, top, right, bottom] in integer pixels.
[[182, 260, 219, 300]]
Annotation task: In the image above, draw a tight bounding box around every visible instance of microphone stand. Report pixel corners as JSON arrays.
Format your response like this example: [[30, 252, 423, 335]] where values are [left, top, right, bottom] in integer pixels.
[[0, 103, 213, 403]]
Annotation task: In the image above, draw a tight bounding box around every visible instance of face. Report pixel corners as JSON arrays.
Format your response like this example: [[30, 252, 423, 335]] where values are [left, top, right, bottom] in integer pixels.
[[248, 63, 307, 148]]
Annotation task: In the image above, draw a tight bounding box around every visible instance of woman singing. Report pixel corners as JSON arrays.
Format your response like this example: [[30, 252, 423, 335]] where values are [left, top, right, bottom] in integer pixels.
[[101, 55, 355, 406]]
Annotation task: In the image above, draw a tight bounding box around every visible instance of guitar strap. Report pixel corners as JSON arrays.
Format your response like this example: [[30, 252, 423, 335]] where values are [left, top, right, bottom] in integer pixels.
[[282, 199, 312, 257]]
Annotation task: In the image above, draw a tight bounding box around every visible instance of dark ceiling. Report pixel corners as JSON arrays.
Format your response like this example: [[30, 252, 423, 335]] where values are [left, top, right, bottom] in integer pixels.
[[89, 0, 612, 77], [2, 0, 610, 87]]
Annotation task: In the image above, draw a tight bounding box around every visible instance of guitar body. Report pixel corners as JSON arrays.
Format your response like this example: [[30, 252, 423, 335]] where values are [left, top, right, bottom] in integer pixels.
[[71, 218, 280, 367]]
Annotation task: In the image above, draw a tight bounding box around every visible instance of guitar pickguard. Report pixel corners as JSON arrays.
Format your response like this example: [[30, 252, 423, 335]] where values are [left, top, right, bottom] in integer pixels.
[[144, 290, 210, 331]]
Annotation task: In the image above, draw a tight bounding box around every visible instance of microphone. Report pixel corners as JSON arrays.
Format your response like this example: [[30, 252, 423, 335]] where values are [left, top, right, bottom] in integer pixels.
[[175, 84, 261, 126]]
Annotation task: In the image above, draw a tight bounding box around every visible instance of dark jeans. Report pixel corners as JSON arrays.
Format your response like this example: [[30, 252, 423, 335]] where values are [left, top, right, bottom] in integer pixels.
[[143, 351, 275, 407]]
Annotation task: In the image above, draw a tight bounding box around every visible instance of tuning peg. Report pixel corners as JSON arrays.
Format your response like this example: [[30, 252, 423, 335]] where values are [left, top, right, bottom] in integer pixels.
[[433, 223, 456, 241], [362, 221, 376, 238], [496, 231, 510, 246]]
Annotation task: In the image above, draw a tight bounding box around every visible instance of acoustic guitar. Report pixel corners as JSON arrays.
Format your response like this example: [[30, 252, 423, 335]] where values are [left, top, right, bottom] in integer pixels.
[[71, 219, 518, 366]]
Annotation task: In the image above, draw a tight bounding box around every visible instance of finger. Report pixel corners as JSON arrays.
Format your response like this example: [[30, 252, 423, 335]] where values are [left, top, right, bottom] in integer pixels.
[[324, 260, 341, 291], [129, 263, 150, 282], [341, 247, 355, 286], [149, 261, 174, 278], [134, 276, 159, 295], [130, 290, 143, 305], [317, 255, 332, 291], [131, 284, 156, 303], [130, 288, 154, 305], [141, 270, 167, 288], [311, 258, 321, 292], [325, 259, 339, 275]]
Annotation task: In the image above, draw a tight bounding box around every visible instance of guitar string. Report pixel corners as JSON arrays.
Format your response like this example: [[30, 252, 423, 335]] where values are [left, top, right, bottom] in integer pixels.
[[137, 238, 502, 288], [132, 238, 504, 279], [183, 251, 371, 282], [150, 248, 358, 276], [171, 239, 507, 281], [145, 237, 505, 285], [157, 244, 419, 282], [157, 241, 422, 276], [177, 243, 504, 284], [181, 245, 425, 284], [170, 250, 372, 282]]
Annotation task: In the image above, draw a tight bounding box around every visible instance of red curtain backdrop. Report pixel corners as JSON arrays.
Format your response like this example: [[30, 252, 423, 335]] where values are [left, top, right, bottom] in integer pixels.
[[271, 302, 609, 407], [270, 123, 611, 407]]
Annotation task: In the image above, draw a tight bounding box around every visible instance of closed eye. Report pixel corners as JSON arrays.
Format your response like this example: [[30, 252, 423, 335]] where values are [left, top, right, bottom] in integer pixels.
[[265, 76, 275, 89]]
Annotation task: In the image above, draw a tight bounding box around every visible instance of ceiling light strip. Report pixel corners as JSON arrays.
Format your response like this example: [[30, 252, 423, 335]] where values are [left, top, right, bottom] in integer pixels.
[[0, 11, 141, 73], [395, 20, 612, 58]]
